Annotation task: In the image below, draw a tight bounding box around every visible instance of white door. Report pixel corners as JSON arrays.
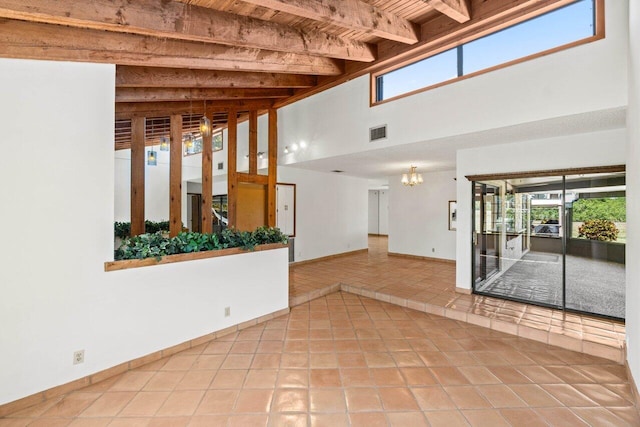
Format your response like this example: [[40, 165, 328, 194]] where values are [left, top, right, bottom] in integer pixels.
[[276, 184, 295, 236], [368, 190, 379, 234]]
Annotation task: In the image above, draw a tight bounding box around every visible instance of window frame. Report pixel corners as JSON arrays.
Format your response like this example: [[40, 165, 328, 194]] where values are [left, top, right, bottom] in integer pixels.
[[370, 0, 604, 107]]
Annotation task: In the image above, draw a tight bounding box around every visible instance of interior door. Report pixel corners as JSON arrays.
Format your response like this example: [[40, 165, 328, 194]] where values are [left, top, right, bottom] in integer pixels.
[[474, 182, 501, 285], [276, 184, 295, 236]]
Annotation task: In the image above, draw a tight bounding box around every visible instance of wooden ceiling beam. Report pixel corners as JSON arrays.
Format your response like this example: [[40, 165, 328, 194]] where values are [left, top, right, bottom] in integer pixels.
[[115, 100, 275, 120], [116, 87, 293, 103], [240, 0, 418, 44], [0, 0, 375, 62], [116, 66, 317, 89], [0, 19, 343, 75], [426, 0, 471, 23]]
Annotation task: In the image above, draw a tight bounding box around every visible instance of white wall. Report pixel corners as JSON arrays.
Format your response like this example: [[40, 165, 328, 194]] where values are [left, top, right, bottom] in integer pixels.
[[625, 0, 640, 390], [0, 58, 289, 405], [278, 0, 628, 165], [455, 128, 627, 290], [389, 170, 456, 260], [278, 167, 368, 262]]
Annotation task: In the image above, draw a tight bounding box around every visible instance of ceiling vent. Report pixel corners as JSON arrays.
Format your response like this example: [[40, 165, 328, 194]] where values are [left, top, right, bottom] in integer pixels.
[[369, 125, 387, 142]]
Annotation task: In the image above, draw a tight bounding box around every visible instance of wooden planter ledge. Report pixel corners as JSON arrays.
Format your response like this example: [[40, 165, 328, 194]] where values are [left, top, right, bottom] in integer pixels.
[[104, 243, 288, 272]]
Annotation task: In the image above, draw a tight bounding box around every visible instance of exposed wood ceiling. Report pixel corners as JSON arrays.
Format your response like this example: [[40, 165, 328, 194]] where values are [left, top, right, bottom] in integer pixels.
[[0, 0, 574, 149]]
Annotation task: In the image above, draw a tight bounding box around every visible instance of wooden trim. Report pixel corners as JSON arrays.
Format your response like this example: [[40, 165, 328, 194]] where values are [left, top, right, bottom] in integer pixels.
[[267, 110, 278, 227], [201, 113, 213, 234], [387, 252, 456, 264], [227, 109, 238, 228], [0, 304, 290, 417], [130, 116, 145, 236], [276, 182, 296, 237], [290, 249, 368, 266], [455, 287, 472, 295], [169, 114, 182, 237], [105, 243, 287, 272], [465, 165, 626, 182], [371, 0, 605, 107]]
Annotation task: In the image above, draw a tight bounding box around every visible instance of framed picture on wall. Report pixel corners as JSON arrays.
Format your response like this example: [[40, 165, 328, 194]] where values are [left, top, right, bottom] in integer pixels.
[[448, 200, 457, 231]]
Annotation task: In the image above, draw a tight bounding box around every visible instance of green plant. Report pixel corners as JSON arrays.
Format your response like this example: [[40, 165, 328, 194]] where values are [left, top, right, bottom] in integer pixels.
[[578, 219, 619, 241], [114, 220, 176, 239], [114, 227, 288, 261]]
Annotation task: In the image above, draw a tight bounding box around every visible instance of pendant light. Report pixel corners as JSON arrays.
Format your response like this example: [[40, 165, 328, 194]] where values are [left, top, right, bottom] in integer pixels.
[[147, 148, 157, 166], [199, 100, 211, 138], [159, 136, 169, 151]]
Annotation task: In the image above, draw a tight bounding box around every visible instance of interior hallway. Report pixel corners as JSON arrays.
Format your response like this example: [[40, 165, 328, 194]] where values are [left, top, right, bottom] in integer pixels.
[[1, 237, 637, 426]]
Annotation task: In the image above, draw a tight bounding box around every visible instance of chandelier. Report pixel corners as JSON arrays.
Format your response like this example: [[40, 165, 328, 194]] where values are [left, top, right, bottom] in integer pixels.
[[401, 165, 423, 187]]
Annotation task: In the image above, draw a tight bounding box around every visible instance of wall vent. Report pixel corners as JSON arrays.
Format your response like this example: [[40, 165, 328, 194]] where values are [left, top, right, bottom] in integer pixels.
[[369, 125, 387, 142], [217, 162, 224, 170]]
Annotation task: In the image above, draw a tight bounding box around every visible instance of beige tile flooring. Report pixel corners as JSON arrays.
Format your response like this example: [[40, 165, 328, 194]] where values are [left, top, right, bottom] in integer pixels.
[[2, 236, 637, 426], [2, 292, 638, 426], [290, 237, 626, 363]]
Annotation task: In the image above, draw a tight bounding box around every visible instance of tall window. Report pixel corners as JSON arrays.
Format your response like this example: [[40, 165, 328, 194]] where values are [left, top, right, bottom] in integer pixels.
[[374, 0, 598, 103]]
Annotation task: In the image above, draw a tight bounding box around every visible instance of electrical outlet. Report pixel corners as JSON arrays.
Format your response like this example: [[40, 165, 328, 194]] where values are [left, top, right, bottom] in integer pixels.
[[73, 350, 84, 365], [224, 306, 231, 317], [432, 248, 435, 252]]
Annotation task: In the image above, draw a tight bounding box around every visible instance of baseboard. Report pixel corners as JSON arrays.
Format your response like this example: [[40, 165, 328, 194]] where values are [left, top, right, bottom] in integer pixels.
[[0, 307, 290, 417], [455, 287, 472, 295], [368, 233, 388, 236], [290, 248, 368, 266], [387, 252, 455, 264]]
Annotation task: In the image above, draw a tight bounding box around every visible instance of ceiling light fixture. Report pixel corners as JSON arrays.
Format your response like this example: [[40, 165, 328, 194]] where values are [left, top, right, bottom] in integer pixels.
[[159, 136, 169, 151], [199, 101, 211, 138], [401, 165, 423, 187], [147, 148, 157, 166]]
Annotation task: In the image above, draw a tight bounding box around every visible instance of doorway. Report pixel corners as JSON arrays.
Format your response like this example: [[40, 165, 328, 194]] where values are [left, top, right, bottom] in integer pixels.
[[471, 170, 626, 319]]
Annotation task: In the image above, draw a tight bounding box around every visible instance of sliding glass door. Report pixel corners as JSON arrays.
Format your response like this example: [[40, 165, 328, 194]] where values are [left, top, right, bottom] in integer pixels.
[[472, 171, 626, 320]]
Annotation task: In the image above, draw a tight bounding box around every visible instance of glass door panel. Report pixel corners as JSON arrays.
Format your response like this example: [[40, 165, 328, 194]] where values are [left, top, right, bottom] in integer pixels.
[[473, 177, 564, 309], [564, 173, 626, 318]]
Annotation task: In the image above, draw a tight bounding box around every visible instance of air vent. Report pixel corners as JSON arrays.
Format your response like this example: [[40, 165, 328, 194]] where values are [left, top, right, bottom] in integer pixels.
[[217, 162, 224, 170], [369, 125, 387, 142]]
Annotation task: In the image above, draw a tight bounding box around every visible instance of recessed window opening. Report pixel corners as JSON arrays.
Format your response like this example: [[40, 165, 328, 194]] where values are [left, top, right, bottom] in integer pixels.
[[374, 0, 598, 104]]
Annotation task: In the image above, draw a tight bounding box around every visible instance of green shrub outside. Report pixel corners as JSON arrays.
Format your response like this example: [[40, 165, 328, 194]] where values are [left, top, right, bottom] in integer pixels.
[[577, 219, 619, 242]]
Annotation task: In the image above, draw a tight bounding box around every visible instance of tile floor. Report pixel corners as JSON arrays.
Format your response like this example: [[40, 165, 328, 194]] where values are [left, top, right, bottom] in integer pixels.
[[2, 236, 636, 426], [290, 237, 626, 362], [2, 292, 638, 426]]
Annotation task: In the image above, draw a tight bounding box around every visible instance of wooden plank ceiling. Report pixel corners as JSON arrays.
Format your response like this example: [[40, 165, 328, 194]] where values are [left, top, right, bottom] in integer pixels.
[[0, 0, 572, 149]]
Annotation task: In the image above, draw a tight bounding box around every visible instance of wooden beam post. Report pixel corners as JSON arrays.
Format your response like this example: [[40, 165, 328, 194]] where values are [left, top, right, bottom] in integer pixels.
[[169, 114, 183, 237], [267, 109, 278, 227], [201, 111, 213, 234], [130, 116, 146, 236], [248, 110, 258, 175], [227, 109, 238, 228]]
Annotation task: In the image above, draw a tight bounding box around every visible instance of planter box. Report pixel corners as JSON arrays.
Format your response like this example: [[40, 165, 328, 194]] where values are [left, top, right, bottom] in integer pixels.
[[104, 243, 288, 272]]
